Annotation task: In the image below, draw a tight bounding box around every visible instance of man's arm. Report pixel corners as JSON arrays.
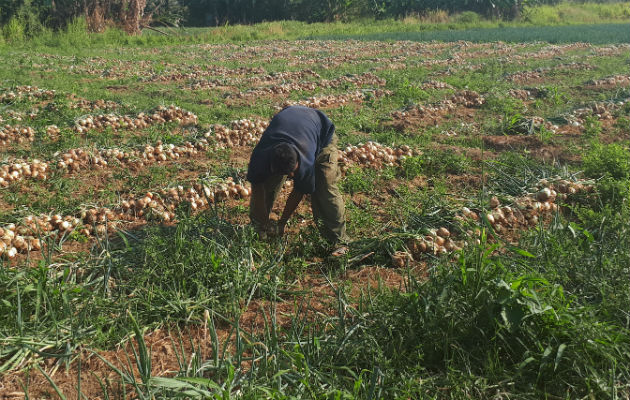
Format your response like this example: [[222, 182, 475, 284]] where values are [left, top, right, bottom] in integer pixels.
[[278, 188, 304, 233], [249, 183, 269, 229]]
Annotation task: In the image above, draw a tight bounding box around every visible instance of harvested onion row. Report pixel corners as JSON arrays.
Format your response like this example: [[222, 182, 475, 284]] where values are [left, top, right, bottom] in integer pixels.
[[231, 73, 386, 100], [280, 89, 391, 110], [142, 65, 266, 83], [55, 138, 210, 172], [570, 98, 630, 125], [1, 117, 269, 188], [0, 124, 36, 146], [457, 178, 595, 235], [505, 62, 595, 82], [392, 90, 485, 121], [0, 86, 56, 103], [0, 160, 48, 188], [394, 178, 596, 265], [587, 74, 630, 87], [74, 105, 198, 133], [0, 178, 252, 259], [0, 109, 27, 123], [190, 69, 321, 91], [340, 142, 418, 171], [421, 80, 454, 90], [70, 98, 121, 111]]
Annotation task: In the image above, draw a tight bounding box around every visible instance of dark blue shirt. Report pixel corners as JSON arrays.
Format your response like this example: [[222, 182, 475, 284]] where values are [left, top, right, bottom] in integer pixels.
[[247, 106, 335, 194]]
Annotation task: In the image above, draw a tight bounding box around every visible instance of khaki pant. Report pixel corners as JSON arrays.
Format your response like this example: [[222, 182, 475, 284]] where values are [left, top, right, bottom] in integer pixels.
[[250, 135, 348, 244]]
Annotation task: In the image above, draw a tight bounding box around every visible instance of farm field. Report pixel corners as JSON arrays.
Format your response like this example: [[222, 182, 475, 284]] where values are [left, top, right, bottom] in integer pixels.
[[0, 27, 629, 398]]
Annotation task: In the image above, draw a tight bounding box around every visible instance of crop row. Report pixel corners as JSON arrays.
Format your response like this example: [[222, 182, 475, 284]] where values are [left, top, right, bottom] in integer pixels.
[[398, 177, 595, 261], [0, 124, 36, 146], [227, 72, 386, 100], [0, 177, 255, 258], [279, 89, 391, 109], [73, 105, 197, 133], [0, 86, 56, 103]]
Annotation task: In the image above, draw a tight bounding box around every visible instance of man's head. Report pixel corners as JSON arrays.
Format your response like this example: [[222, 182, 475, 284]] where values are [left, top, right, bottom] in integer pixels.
[[271, 143, 299, 177]]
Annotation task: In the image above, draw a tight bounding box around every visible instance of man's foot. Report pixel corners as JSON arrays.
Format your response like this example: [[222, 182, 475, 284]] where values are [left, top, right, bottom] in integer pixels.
[[330, 246, 349, 257]]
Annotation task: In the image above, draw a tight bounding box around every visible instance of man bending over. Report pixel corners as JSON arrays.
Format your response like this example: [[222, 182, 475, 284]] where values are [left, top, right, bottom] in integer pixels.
[[247, 106, 349, 256]]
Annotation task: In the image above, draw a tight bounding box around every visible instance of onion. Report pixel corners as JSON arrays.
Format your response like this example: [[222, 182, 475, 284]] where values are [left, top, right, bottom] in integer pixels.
[[437, 227, 450, 238]]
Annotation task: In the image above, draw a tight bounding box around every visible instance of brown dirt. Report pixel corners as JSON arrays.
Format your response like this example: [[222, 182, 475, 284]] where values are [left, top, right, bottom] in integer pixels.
[[385, 106, 480, 133], [482, 135, 580, 164]]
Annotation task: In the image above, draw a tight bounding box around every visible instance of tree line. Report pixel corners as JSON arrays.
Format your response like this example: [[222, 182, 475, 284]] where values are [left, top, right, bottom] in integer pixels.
[[0, 0, 622, 37]]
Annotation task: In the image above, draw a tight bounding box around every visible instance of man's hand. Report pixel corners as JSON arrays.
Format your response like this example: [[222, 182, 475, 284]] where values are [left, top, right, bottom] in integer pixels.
[[278, 189, 303, 233], [276, 219, 288, 236]]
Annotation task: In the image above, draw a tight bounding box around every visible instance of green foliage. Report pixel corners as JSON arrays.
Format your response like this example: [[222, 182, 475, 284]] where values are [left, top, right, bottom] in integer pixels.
[[400, 150, 470, 178], [1, 1, 629, 43], [583, 142, 630, 181], [454, 10, 481, 23], [2, 17, 25, 42], [399, 155, 424, 179], [342, 167, 376, 194], [583, 115, 602, 138], [317, 22, 630, 44], [485, 93, 526, 116]]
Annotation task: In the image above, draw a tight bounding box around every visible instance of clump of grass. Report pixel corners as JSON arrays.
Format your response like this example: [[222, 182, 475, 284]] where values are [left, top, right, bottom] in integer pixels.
[[583, 142, 630, 181], [400, 150, 470, 179]]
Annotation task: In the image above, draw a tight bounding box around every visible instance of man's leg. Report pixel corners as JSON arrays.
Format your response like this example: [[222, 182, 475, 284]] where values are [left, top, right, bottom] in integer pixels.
[[312, 135, 349, 245], [265, 174, 286, 215], [249, 174, 286, 227]]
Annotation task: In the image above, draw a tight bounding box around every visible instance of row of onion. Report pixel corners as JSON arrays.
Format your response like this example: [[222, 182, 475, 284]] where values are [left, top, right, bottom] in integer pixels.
[[74, 105, 197, 133], [280, 89, 391, 110], [391, 178, 595, 265], [392, 90, 485, 120], [0, 86, 56, 103], [0, 125, 36, 146], [0, 177, 252, 259], [232, 72, 386, 100]]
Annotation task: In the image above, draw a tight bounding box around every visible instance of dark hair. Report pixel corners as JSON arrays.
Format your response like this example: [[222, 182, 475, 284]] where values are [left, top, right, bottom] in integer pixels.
[[271, 143, 298, 175]]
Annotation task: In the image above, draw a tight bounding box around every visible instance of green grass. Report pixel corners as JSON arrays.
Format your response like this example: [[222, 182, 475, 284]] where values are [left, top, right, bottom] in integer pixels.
[[313, 23, 630, 44]]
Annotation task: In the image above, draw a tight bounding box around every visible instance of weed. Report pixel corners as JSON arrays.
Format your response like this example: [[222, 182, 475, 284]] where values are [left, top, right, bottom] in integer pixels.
[[342, 167, 376, 194], [583, 115, 602, 139], [401, 150, 470, 177], [583, 142, 630, 181]]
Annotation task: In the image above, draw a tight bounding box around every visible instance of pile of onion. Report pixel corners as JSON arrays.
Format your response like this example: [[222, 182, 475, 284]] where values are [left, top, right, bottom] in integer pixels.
[[457, 178, 595, 233], [588, 74, 630, 87], [0, 225, 41, 259], [0, 160, 48, 187], [340, 142, 417, 170], [74, 105, 197, 133], [446, 90, 485, 107], [0, 86, 55, 103], [46, 125, 61, 138], [404, 226, 462, 260], [421, 80, 454, 90], [280, 89, 391, 110], [210, 118, 268, 148], [0, 125, 36, 145], [70, 99, 120, 111]]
